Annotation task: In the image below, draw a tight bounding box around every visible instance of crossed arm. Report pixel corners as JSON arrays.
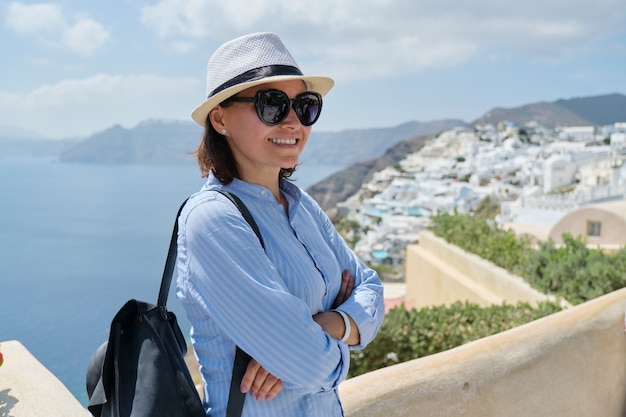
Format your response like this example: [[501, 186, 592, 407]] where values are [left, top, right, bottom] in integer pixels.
[[240, 269, 358, 401]]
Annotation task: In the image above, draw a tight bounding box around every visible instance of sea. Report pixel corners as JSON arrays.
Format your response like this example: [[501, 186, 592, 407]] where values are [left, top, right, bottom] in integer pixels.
[[0, 157, 343, 406]]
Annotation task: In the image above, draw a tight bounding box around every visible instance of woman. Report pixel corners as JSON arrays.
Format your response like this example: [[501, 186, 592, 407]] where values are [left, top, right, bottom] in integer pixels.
[[176, 32, 384, 416]]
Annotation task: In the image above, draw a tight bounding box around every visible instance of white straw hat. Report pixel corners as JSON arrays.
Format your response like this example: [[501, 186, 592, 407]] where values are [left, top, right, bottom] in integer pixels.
[[191, 32, 334, 126]]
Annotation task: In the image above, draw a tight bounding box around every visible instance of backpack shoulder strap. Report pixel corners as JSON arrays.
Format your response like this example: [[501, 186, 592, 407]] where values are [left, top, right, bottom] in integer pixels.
[[217, 190, 265, 249], [158, 190, 263, 417]]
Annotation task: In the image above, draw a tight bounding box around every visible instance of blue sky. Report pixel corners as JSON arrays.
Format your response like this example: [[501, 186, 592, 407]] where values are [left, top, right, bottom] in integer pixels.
[[1, 0, 626, 139]]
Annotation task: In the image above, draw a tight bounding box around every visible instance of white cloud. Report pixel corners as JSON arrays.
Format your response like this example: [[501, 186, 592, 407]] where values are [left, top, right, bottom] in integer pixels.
[[62, 17, 111, 56], [140, 0, 214, 38], [5, 2, 111, 56], [139, 0, 626, 80], [5, 2, 64, 35], [0, 74, 200, 138]]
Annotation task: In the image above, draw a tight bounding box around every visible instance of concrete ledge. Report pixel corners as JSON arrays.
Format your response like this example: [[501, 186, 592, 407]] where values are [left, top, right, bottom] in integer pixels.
[[406, 231, 557, 308], [339, 288, 626, 417], [0, 340, 90, 417]]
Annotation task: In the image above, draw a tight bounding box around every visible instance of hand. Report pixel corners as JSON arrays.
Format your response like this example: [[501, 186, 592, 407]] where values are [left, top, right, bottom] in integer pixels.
[[240, 358, 283, 401], [332, 270, 355, 309]]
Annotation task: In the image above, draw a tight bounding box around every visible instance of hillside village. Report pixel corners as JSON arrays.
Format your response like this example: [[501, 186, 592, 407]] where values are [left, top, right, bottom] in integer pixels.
[[336, 121, 626, 279]]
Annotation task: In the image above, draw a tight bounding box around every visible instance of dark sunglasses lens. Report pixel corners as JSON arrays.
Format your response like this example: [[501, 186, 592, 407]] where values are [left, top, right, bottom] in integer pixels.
[[294, 93, 322, 126], [255, 90, 322, 126], [257, 90, 290, 125]]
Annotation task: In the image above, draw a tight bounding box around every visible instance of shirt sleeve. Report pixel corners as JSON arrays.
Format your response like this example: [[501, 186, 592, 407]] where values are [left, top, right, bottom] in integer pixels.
[[308, 195, 386, 350], [177, 193, 349, 392]]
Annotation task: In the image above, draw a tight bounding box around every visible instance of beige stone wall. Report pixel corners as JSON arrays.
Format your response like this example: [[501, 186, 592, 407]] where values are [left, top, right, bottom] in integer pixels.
[[405, 231, 556, 309], [340, 288, 626, 417], [0, 340, 90, 417]]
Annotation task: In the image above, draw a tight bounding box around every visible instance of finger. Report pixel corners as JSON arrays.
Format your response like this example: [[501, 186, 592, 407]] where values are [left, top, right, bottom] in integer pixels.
[[342, 270, 354, 293], [250, 367, 270, 397], [332, 270, 351, 308], [264, 379, 284, 401], [240, 359, 262, 393], [335, 272, 349, 304], [338, 270, 354, 303], [254, 374, 282, 400], [345, 272, 355, 296], [339, 270, 351, 295]]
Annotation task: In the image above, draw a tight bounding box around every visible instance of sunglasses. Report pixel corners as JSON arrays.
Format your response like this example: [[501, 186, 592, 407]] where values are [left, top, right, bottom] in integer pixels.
[[225, 89, 323, 126]]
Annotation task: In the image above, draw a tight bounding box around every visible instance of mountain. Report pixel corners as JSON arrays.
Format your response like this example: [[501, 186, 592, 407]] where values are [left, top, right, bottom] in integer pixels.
[[473, 93, 626, 127], [57, 118, 465, 166], [473, 102, 590, 127], [7, 93, 626, 166], [301, 119, 466, 166], [554, 93, 626, 126], [59, 120, 202, 164]]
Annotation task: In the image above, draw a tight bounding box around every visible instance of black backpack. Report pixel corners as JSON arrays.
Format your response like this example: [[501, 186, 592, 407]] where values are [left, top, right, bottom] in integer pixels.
[[86, 192, 262, 417]]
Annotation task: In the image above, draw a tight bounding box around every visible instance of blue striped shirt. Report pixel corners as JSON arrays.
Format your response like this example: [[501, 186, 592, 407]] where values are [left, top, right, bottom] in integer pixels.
[[176, 172, 385, 416]]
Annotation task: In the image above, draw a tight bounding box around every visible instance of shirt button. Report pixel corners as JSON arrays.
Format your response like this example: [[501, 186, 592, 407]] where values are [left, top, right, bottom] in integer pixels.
[[260, 190, 267, 196]]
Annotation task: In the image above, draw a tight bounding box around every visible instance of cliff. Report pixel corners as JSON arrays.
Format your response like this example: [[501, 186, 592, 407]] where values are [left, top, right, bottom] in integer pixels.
[[306, 134, 434, 212]]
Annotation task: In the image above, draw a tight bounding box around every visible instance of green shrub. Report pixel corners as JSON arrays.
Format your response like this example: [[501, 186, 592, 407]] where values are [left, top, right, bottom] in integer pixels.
[[349, 301, 563, 378], [513, 233, 626, 304], [429, 212, 626, 304], [348, 211, 625, 377]]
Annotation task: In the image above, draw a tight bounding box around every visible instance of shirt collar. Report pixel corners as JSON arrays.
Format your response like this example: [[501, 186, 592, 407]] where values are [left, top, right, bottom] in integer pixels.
[[204, 171, 302, 206]]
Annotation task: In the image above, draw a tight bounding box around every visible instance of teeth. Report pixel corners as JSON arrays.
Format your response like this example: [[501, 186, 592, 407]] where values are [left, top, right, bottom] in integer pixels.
[[270, 138, 297, 145]]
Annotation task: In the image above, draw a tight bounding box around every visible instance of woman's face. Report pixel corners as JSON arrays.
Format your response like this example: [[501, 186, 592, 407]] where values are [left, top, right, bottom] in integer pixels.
[[213, 79, 312, 183]]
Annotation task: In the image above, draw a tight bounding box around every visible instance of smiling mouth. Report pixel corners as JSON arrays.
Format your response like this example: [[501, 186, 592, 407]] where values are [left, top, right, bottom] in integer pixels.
[[269, 138, 298, 145]]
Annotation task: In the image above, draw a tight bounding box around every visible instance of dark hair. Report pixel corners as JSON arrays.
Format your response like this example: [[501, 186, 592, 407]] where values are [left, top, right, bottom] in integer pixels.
[[194, 104, 296, 183]]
